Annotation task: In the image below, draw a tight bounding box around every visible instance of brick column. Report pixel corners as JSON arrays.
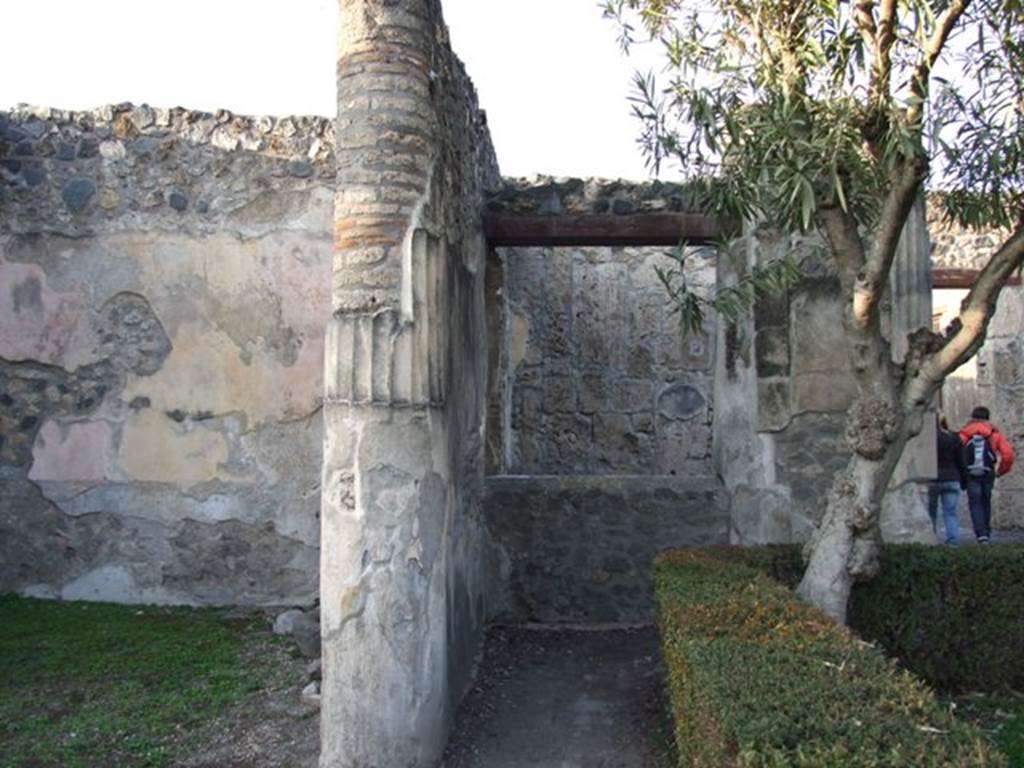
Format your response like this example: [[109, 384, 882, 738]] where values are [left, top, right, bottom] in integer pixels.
[[321, 2, 450, 766]]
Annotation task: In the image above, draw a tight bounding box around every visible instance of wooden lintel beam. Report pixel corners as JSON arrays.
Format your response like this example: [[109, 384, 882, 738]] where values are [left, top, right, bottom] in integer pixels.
[[932, 268, 1022, 289], [483, 212, 732, 248]]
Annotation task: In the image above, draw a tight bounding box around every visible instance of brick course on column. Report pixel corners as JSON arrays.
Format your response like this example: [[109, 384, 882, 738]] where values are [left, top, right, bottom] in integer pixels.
[[321, 1, 499, 766]]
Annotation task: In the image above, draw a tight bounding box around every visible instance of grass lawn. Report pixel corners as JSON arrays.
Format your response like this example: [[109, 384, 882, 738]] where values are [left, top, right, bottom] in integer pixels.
[[0, 595, 293, 768], [954, 692, 1024, 767]]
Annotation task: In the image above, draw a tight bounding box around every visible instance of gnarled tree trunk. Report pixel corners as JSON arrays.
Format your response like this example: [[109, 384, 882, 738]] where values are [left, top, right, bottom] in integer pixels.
[[798, 204, 1024, 624], [797, 191, 930, 624], [797, 409, 918, 623]]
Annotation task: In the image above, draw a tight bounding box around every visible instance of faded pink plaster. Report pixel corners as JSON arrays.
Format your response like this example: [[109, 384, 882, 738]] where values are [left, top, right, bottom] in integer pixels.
[[267, 238, 330, 419], [262, 334, 325, 420], [0, 261, 85, 365], [28, 420, 112, 482], [272, 239, 331, 335]]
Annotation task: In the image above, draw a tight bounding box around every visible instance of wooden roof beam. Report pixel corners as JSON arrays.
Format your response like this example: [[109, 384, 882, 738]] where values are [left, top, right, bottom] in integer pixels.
[[483, 212, 733, 248], [932, 268, 1022, 289]]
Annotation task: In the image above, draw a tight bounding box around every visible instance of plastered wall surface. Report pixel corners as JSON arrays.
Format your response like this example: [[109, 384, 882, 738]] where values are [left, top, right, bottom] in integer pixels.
[[1, 105, 333, 605], [715, 209, 936, 546], [500, 244, 716, 477], [320, 0, 501, 764]]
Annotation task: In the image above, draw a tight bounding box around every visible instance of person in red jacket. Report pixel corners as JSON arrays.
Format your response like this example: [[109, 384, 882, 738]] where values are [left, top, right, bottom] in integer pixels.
[[959, 406, 1016, 543]]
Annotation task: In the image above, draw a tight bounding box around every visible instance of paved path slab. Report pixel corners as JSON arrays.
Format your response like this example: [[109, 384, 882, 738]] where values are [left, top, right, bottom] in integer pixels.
[[440, 626, 670, 768]]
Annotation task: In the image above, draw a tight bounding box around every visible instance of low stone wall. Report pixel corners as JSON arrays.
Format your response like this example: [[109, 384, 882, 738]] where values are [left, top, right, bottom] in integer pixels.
[[484, 476, 728, 622], [0, 104, 332, 605]]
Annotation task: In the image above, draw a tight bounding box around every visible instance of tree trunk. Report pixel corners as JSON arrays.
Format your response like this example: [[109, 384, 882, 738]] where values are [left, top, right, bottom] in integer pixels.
[[796, 452, 895, 623], [796, 380, 937, 623]]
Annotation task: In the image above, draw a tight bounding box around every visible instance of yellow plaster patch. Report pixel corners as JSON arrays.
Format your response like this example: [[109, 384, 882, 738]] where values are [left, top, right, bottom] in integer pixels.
[[122, 318, 320, 424], [118, 409, 229, 485], [510, 312, 530, 371]]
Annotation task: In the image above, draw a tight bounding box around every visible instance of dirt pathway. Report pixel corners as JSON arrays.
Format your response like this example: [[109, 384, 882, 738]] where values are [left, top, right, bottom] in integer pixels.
[[440, 625, 672, 768]]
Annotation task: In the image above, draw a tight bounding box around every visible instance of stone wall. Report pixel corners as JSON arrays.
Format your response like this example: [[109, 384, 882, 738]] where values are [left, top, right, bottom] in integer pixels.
[[320, 1, 500, 765], [0, 104, 332, 605], [478, 178, 722, 623], [716, 207, 936, 545], [498, 243, 715, 477], [485, 476, 727, 622], [930, 200, 1024, 528]]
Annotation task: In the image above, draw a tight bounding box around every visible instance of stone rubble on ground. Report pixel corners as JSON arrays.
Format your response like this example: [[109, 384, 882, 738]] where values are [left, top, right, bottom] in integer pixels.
[[272, 607, 320, 659], [301, 681, 321, 706]]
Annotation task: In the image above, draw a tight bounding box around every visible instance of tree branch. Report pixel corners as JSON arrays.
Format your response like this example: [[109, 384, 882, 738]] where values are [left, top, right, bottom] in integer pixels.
[[872, 0, 896, 104], [818, 206, 866, 290], [925, 222, 1024, 379], [854, 0, 878, 61], [906, 0, 972, 127], [855, 162, 926, 330]]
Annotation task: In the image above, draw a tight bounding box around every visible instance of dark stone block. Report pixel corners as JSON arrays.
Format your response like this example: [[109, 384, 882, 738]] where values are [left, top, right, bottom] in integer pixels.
[[725, 322, 738, 381], [537, 188, 564, 215], [15, 141, 34, 156], [611, 198, 635, 215], [797, 275, 842, 300], [591, 198, 610, 214], [56, 143, 76, 161], [22, 164, 46, 187], [1, 125, 27, 142], [287, 159, 314, 178], [129, 137, 162, 155], [77, 138, 98, 158], [2, 158, 21, 173], [756, 327, 790, 377], [603, 556, 631, 574], [195, 200, 209, 214], [758, 380, 791, 432], [62, 178, 96, 213], [21, 121, 47, 139], [754, 291, 790, 330], [168, 191, 188, 212]]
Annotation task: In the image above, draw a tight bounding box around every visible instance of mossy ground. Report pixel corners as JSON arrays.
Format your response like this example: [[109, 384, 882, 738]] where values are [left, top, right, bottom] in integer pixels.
[[0, 595, 295, 768]]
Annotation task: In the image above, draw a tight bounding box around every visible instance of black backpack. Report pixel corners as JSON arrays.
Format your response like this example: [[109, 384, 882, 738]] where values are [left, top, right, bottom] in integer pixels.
[[966, 434, 997, 477]]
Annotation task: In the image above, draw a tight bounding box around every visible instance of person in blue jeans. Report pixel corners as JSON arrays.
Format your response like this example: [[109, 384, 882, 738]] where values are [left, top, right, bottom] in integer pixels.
[[959, 406, 1016, 543], [929, 414, 967, 547]]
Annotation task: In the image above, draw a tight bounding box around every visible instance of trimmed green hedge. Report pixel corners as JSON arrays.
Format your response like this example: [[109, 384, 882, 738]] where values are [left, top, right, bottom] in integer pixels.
[[654, 547, 1006, 767], [849, 544, 1024, 694], [696, 543, 1024, 693]]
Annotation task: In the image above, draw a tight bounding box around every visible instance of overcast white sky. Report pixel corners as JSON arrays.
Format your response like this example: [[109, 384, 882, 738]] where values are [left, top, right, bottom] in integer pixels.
[[0, 0, 664, 180]]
